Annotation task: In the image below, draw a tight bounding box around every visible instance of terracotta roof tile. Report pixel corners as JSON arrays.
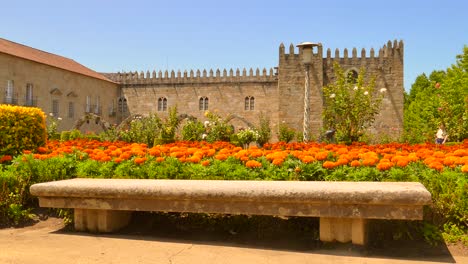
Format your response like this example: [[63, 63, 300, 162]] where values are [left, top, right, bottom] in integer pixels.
[[0, 38, 115, 83]]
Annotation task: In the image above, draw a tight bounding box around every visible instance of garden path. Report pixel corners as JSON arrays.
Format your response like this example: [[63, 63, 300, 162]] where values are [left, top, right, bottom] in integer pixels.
[[0, 215, 466, 264]]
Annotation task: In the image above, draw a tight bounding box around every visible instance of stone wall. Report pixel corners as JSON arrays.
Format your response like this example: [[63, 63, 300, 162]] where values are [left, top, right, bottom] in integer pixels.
[[106, 40, 404, 141]]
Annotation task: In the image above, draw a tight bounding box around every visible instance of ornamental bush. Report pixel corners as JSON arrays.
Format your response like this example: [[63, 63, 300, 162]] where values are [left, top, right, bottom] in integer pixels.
[[0, 105, 46, 157], [323, 63, 385, 143]]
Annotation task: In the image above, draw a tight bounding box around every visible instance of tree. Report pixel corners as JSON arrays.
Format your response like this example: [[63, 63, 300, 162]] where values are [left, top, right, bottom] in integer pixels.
[[322, 63, 385, 143], [404, 46, 468, 142]]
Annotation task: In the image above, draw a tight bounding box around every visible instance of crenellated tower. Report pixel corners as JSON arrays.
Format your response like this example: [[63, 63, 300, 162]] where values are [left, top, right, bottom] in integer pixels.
[[277, 42, 324, 136]]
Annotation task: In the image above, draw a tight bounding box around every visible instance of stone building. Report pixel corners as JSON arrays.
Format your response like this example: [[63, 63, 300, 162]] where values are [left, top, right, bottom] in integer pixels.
[[107, 40, 404, 140], [0, 38, 121, 132], [1, 38, 403, 140]]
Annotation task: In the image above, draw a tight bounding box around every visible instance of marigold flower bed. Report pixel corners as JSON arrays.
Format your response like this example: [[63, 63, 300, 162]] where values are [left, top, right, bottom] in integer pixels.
[[10, 139, 468, 173]]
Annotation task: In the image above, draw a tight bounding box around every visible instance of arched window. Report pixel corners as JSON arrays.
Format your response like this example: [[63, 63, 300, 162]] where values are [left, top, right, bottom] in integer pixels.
[[245, 96, 254, 111], [199, 97, 208, 111], [158, 97, 167, 111], [346, 70, 358, 84], [118, 97, 128, 114]]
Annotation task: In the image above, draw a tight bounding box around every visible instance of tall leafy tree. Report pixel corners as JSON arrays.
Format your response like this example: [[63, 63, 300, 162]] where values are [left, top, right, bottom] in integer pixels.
[[404, 46, 468, 143]]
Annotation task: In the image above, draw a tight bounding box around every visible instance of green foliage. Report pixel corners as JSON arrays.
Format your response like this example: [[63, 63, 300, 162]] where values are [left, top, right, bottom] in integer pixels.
[[155, 107, 180, 145], [236, 128, 260, 148], [322, 63, 384, 143], [119, 114, 162, 147], [255, 112, 272, 147], [46, 114, 62, 140], [0, 105, 47, 157], [405, 46, 468, 143], [204, 111, 234, 142], [181, 120, 205, 141], [277, 122, 296, 143]]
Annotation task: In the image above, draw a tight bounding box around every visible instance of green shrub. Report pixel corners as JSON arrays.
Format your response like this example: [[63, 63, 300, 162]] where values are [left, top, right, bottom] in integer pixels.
[[0, 105, 47, 156]]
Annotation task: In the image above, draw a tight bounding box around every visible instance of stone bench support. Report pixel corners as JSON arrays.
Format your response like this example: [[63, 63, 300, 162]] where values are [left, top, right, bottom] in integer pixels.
[[31, 179, 432, 245]]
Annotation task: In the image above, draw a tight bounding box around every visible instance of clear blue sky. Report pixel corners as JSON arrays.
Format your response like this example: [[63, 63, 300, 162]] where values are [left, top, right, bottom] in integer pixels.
[[1, 0, 467, 91]]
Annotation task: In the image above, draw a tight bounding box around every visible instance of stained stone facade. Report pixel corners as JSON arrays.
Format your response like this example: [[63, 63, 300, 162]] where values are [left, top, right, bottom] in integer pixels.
[[106, 40, 404, 140]]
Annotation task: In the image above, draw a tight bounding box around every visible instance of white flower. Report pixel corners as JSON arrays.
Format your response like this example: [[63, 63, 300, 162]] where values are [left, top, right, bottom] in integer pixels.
[[202, 133, 207, 139], [204, 121, 210, 127], [57, 117, 62, 121], [49, 112, 54, 117], [380, 88, 387, 93], [353, 86, 358, 91], [330, 93, 336, 98], [364, 91, 369, 95]]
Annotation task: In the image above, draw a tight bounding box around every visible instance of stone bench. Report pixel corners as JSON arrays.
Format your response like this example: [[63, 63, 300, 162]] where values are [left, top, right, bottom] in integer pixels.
[[30, 179, 432, 245]]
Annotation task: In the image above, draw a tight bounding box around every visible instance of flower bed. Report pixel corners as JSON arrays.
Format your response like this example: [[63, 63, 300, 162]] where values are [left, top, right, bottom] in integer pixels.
[[1, 139, 467, 243]]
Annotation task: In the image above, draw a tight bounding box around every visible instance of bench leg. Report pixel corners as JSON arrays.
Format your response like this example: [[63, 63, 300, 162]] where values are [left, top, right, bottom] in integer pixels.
[[74, 209, 132, 233], [320, 217, 367, 245]]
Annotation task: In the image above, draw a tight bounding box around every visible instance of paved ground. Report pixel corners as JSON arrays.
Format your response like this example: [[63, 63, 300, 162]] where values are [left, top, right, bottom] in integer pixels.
[[0, 215, 467, 264]]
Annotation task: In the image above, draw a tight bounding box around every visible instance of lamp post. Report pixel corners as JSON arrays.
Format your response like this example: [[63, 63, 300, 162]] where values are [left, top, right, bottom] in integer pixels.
[[296, 42, 319, 142]]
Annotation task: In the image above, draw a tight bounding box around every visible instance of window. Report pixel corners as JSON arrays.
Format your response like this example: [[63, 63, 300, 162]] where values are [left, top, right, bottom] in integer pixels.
[[95, 96, 101, 114], [85, 96, 91, 113], [5, 80, 14, 104], [118, 97, 128, 114], [157, 97, 167, 111], [25, 83, 34, 106], [199, 97, 208, 111], [52, 100, 59, 117], [245, 96, 255, 111], [68, 102, 74, 118]]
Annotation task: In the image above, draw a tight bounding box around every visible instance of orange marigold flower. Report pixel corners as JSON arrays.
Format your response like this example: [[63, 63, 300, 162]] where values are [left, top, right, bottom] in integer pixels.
[[23, 150, 32, 154], [396, 159, 409, 167], [294, 167, 302, 173], [272, 158, 284, 166], [461, 164, 468, 173], [201, 160, 210, 166], [0, 155, 13, 162], [188, 156, 201, 163], [37, 147, 48, 153], [315, 152, 328, 161], [350, 160, 361, 167], [322, 161, 336, 169], [246, 160, 262, 168], [156, 157, 165, 162], [301, 155, 315, 164], [215, 154, 228, 161], [377, 161, 393, 171], [114, 158, 123, 163], [134, 157, 147, 165], [428, 162, 444, 171]]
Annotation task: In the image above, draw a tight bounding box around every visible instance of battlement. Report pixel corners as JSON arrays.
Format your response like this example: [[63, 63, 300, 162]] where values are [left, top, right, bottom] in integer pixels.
[[106, 67, 277, 85], [279, 39, 403, 60]]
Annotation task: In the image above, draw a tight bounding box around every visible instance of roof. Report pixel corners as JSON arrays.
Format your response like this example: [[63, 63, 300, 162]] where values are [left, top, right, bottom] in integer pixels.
[[0, 38, 115, 83]]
